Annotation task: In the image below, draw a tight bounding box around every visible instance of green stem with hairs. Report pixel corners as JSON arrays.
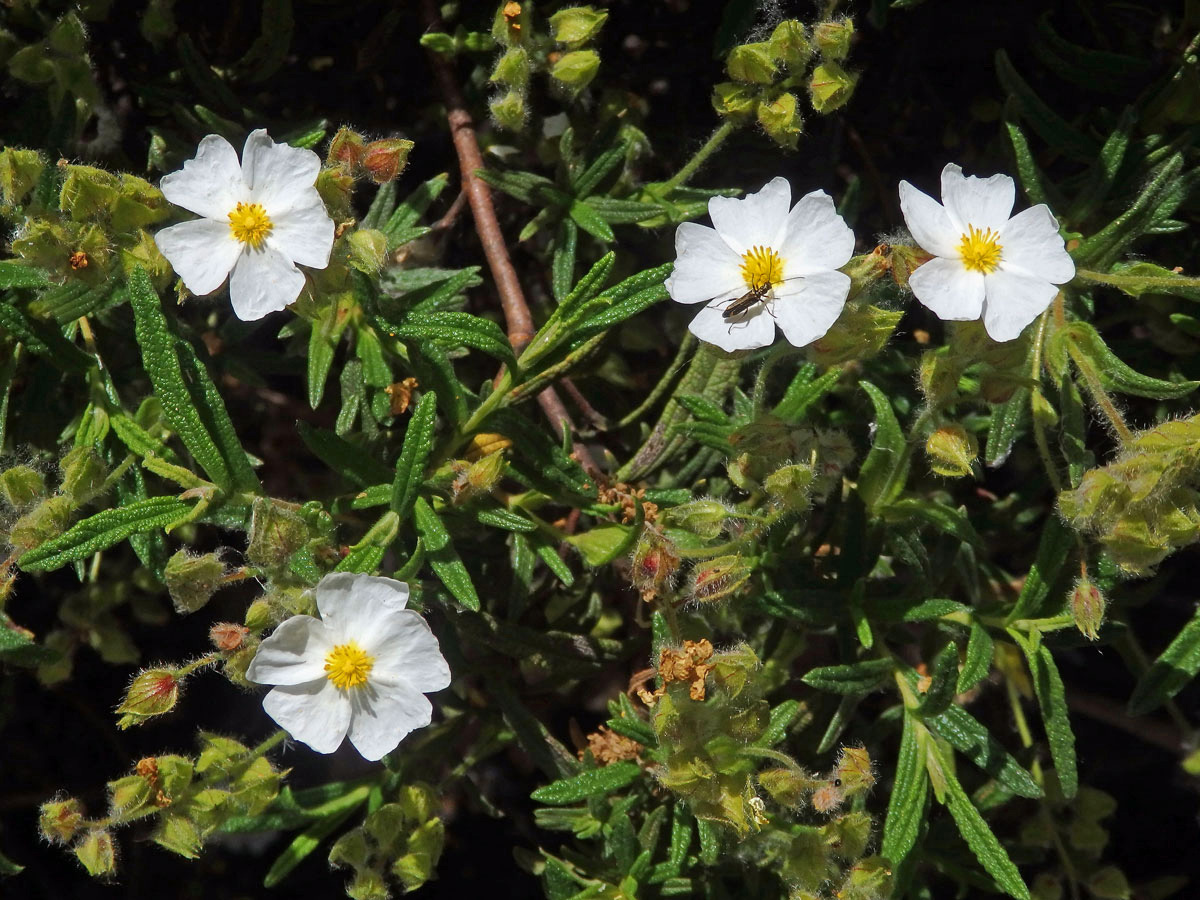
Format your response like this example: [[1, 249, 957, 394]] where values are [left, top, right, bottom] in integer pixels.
[[660, 121, 737, 194]]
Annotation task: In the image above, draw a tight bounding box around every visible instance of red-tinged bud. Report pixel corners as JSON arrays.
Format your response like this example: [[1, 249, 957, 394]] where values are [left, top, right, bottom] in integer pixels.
[[810, 781, 844, 813], [1070, 575, 1106, 641], [115, 668, 180, 729], [688, 554, 752, 604], [889, 243, 932, 290], [362, 138, 413, 184], [834, 746, 875, 796], [630, 528, 680, 601], [39, 796, 86, 844], [209, 622, 249, 652], [327, 127, 365, 170]]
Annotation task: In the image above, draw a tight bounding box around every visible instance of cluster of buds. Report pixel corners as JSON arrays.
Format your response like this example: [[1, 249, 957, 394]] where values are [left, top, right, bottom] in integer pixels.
[[3, 447, 116, 555], [328, 783, 446, 898], [487, 2, 608, 129], [326, 127, 414, 186], [713, 16, 859, 149]]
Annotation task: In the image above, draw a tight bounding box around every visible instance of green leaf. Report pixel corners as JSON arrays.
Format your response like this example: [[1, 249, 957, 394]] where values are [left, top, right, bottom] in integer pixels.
[[1003, 119, 1053, 209], [333, 545, 385, 574], [1129, 607, 1200, 715], [881, 712, 928, 870], [175, 338, 261, 492], [756, 699, 803, 748], [925, 704, 1042, 799], [567, 522, 636, 567], [374, 312, 516, 370], [413, 497, 480, 610], [390, 391, 437, 521], [567, 200, 615, 242], [958, 622, 994, 693], [0, 261, 50, 289], [19, 496, 195, 572], [772, 364, 840, 423], [307, 315, 338, 410], [801, 657, 893, 694], [0, 302, 92, 373], [1007, 515, 1073, 622], [985, 387, 1029, 468], [551, 219, 579, 302], [535, 541, 575, 586], [531, 762, 641, 804], [938, 741, 1032, 900], [674, 394, 729, 426], [572, 142, 627, 197], [557, 252, 615, 318], [475, 508, 537, 532], [1068, 108, 1136, 224], [1073, 153, 1186, 268], [296, 423, 392, 488], [917, 643, 960, 717], [857, 382, 908, 510], [109, 413, 180, 464], [996, 49, 1096, 162], [1023, 639, 1077, 799], [0, 624, 60, 666], [262, 786, 368, 888], [384, 173, 449, 246], [883, 498, 981, 547], [128, 268, 232, 490], [1064, 321, 1198, 399]]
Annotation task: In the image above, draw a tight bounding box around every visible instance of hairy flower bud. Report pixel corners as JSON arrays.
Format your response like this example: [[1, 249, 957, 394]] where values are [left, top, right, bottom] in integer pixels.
[[727, 42, 777, 84], [550, 49, 600, 92], [769, 20, 811, 70], [327, 127, 366, 170], [711, 82, 760, 122], [630, 528, 681, 600], [490, 46, 531, 88], [0, 465, 44, 508], [549, 6, 608, 46], [1070, 576, 1106, 641], [10, 494, 72, 550], [813, 18, 854, 61], [758, 767, 819, 807], [115, 668, 180, 729], [889, 243, 932, 290], [347, 228, 388, 273], [165, 550, 225, 614], [809, 62, 858, 113], [247, 498, 309, 569], [362, 139, 413, 184], [210, 622, 250, 652], [74, 828, 117, 877], [764, 463, 815, 512], [39, 796, 86, 844], [60, 446, 107, 504], [689, 555, 752, 604], [834, 746, 875, 797], [0, 147, 46, 212], [663, 498, 730, 539], [925, 424, 978, 478], [490, 90, 526, 131], [757, 91, 803, 149]]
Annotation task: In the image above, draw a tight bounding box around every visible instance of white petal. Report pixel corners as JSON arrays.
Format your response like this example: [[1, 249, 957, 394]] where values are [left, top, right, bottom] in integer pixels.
[[267, 192, 334, 269], [346, 680, 433, 761], [262, 680, 351, 755], [982, 266, 1060, 342], [367, 610, 451, 693], [227, 245, 305, 321], [940, 163, 1014, 232], [770, 270, 851, 348], [246, 615, 332, 686], [316, 573, 411, 642], [159, 134, 246, 220], [688, 300, 775, 352], [242, 129, 322, 215], [707, 177, 791, 256], [998, 205, 1075, 284], [909, 256, 986, 321], [777, 190, 855, 275], [898, 181, 959, 258], [665, 222, 744, 304], [154, 219, 242, 296]]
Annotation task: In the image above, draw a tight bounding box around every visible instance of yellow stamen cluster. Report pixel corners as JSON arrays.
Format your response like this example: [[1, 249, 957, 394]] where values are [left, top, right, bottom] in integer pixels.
[[739, 244, 783, 290], [324, 642, 374, 690], [958, 225, 1003, 274], [228, 202, 273, 249]]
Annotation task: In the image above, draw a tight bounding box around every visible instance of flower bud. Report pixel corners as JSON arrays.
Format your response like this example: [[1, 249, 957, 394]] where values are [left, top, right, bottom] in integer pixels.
[[711, 82, 760, 122], [757, 767, 818, 807], [769, 20, 811, 70], [550, 49, 600, 92], [152, 814, 202, 859], [74, 828, 117, 877], [814, 18, 854, 61], [837, 855, 890, 898], [10, 494, 72, 550], [809, 62, 858, 113], [454, 451, 506, 504], [889, 243, 931, 290], [107, 774, 153, 820], [165, 550, 225, 614], [328, 827, 370, 871], [315, 166, 355, 219], [688, 554, 752, 604], [394, 819, 445, 890], [247, 498, 309, 569], [1086, 867, 1129, 900], [663, 498, 730, 539], [1070, 576, 1106, 641], [490, 90, 526, 131], [59, 164, 120, 222], [349, 871, 390, 900], [917, 348, 960, 405], [630, 528, 681, 600], [925, 424, 977, 478], [398, 782, 440, 823], [764, 463, 815, 512], [834, 746, 875, 797], [60, 446, 108, 504], [811, 780, 844, 813], [0, 465, 44, 508], [327, 127, 366, 170], [115, 668, 180, 729], [727, 42, 776, 84], [210, 622, 249, 652], [362, 138, 413, 184], [347, 228, 388, 273], [0, 147, 45, 212], [490, 46, 531, 88], [757, 92, 803, 150], [549, 6, 608, 46], [244, 598, 274, 631], [808, 303, 902, 367], [39, 796, 86, 844]]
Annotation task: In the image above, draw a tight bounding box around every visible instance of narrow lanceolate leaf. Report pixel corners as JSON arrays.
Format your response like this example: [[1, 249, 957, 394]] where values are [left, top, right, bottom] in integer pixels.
[[390, 391, 437, 521], [0, 261, 51, 289], [0, 625, 60, 666], [296, 423, 392, 488], [19, 497, 196, 572], [530, 762, 641, 805], [801, 657, 893, 695], [175, 338, 261, 492], [938, 742, 1032, 900], [957, 622, 994, 694], [0, 302, 92, 373], [925, 704, 1042, 799], [128, 268, 231, 490], [1024, 640, 1077, 799], [412, 497, 480, 611], [857, 382, 908, 510], [773, 364, 840, 423], [881, 712, 928, 870], [1065, 321, 1198, 400], [333, 544, 385, 574], [374, 312, 517, 370], [1129, 607, 1200, 715], [1007, 515, 1073, 622], [985, 386, 1029, 468]]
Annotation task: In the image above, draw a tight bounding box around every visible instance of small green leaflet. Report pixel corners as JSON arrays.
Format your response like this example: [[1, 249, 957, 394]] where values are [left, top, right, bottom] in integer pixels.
[[1129, 607, 1200, 715]]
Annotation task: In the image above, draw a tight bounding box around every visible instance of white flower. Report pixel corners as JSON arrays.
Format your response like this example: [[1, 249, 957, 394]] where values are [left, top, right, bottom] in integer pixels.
[[664, 177, 855, 353], [899, 163, 1075, 342], [154, 129, 334, 321], [246, 573, 451, 761]]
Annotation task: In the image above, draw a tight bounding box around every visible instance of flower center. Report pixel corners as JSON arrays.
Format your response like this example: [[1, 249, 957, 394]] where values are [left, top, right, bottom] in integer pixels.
[[324, 641, 374, 690], [228, 202, 273, 249], [958, 225, 1003, 274], [739, 245, 783, 290]]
